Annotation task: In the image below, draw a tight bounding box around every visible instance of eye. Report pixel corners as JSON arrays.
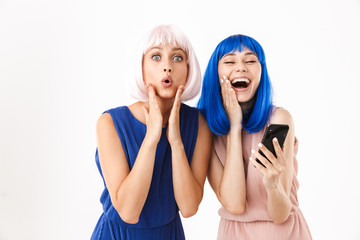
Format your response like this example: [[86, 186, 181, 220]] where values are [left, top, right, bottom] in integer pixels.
[[151, 54, 161, 61], [173, 55, 183, 61], [246, 60, 257, 64], [224, 61, 235, 64]]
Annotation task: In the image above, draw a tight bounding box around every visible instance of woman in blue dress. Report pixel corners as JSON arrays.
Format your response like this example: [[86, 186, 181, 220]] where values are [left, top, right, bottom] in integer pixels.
[[91, 25, 212, 240]]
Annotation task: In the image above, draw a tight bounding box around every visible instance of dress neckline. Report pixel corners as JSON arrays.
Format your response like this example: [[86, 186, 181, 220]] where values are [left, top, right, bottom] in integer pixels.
[[124, 106, 168, 130]]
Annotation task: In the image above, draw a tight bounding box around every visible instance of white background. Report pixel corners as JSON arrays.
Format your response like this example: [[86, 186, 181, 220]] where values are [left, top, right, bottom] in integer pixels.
[[1, 0, 360, 239]]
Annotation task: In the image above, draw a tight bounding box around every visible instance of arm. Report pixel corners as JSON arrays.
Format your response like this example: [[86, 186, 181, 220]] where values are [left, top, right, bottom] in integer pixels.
[[167, 86, 212, 218], [97, 84, 163, 224], [251, 108, 295, 224], [207, 128, 247, 214], [206, 76, 247, 214]]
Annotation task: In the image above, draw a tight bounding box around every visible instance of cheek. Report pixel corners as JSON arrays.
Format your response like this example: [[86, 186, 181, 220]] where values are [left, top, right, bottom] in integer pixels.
[[142, 62, 157, 82], [218, 66, 232, 80], [179, 64, 188, 81], [217, 69, 225, 81], [256, 65, 262, 80], [251, 66, 262, 85]]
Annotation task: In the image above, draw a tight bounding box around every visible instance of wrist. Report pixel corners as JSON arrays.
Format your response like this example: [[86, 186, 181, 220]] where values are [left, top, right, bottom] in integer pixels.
[[229, 125, 242, 135], [143, 133, 160, 147], [170, 140, 184, 150], [264, 180, 282, 193]]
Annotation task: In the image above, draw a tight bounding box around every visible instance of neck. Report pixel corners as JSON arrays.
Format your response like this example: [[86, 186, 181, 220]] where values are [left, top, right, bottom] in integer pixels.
[[160, 98, 174, 127], [146, 96, 175, 127], [239, 96, 256, 116]]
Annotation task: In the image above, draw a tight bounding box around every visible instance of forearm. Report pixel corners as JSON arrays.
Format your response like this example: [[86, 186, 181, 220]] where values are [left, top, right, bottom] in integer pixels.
[[266, 182, 292, 224], [171, 142, 203, 218], [114, 135, 157, 223], [219, 128, 246, 214]]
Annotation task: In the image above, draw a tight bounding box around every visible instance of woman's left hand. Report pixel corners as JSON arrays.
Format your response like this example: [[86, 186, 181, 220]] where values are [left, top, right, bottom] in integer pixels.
[[250, 138, 287, 189], [167, 86, 184, 145]]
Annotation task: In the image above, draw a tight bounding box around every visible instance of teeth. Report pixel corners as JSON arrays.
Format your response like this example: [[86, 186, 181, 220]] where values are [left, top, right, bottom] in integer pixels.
[[231, 78, 250, 84]]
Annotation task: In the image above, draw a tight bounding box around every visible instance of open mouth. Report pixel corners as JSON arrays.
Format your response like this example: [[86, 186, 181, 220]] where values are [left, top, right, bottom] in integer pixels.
[[231, 78, 250, 89], [162, 76, 173, 87]]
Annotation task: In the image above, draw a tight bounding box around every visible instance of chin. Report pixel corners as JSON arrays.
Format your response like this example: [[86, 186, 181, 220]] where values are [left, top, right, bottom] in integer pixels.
[[236, 96, 251, 103], [236, 91, 256, 103], [157, 91, 177, 99]]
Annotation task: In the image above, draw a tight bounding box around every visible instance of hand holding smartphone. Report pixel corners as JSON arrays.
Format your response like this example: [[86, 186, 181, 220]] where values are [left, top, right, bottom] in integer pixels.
[[256, 124, 289, 168]]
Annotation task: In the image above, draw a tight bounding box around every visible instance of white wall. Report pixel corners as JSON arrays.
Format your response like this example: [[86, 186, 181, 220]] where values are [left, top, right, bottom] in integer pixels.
[[1, 0, 360, 239]]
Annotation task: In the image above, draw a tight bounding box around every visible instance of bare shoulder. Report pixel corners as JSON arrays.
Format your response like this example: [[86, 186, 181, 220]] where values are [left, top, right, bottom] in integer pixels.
[[97, 112, 114, 130], [198, 110, 211, 135], [128, 101, 144, 112], [198, 110, 207, 126], [128, 102, 146, 124], [270, 108, 294, 127], [194, 110, 212, 150]]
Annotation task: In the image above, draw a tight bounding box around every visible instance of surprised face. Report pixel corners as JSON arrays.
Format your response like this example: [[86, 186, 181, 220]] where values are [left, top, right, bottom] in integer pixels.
[[142, 43, 188, 99]]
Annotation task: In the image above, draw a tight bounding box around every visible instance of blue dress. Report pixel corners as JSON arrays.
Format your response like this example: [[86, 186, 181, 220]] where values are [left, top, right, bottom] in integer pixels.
[[91, 104, 199, 240]]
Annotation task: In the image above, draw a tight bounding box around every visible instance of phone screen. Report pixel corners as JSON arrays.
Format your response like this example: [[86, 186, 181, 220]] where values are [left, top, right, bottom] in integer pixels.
[[256, 124, 289, 167]]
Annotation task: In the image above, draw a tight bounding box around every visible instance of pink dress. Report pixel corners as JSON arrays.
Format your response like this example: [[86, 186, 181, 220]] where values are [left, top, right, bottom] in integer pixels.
[[214, 110, 312, 240]]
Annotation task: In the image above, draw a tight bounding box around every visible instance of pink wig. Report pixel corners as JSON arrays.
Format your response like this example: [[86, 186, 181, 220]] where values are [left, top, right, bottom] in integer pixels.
[[132, 25, 201, 102]]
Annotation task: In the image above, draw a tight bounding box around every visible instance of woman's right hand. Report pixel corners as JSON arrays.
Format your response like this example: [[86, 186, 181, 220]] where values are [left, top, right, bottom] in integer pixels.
[[142, 83, 163, 144], [220, 75, 242, 130]]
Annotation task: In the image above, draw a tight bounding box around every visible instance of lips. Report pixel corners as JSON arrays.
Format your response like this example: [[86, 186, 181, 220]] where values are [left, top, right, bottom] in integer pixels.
[[231, 78, 251, 90], [162, 76, 173, 88]]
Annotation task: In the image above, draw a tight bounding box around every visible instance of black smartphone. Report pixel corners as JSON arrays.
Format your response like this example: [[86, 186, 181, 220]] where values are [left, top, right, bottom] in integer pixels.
[[256, 124, 289, 168]]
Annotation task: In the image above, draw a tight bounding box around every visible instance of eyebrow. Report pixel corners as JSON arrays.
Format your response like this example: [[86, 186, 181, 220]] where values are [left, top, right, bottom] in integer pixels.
[[223, 51, 258, 57], [244, 52, 257, 56]]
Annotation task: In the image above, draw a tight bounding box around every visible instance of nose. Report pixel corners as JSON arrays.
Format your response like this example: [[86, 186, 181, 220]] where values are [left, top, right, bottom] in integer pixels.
[[163, 65, 172, 73], [235, 63, 247, 72]]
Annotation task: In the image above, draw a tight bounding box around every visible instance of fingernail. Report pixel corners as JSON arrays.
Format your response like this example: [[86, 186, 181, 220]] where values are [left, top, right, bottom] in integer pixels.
[[249, 157, 253, 161], [223, 75, 226, 80], [230, 88, 233, 91], [258, 143, 263, 147], [221, 79, 224, 83], [251, 149, 255, 154], [226, 80, 229, 84], [273, 137, 278, 142]]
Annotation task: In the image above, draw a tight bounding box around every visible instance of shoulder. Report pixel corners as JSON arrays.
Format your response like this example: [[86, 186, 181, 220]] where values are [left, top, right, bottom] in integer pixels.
[[198, 109, 207, 127], [105, 105, 128, 117], [269, 107, 294, 127], [197, 108, 212, 139], [97, 112, 115, 133], [269, 107, 295, 137], [96, 106, 127, 131]]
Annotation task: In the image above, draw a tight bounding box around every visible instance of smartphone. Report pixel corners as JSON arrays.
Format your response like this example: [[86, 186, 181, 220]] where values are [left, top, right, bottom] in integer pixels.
[[256, 124, 289, 168]]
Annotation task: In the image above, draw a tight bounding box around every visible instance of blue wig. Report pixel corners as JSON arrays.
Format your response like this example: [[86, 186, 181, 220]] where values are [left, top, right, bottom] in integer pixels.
[[197, 34, 273, 135]]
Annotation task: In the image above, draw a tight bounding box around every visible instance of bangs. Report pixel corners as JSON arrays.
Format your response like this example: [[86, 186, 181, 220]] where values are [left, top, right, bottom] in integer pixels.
[[217, 35, 265, 64], [143, 26, 189, 59]]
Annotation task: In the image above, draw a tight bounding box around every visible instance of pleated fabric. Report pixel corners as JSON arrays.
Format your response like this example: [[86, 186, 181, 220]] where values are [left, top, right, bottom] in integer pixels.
[[214, 107, 312, 240], [91, 212, 185, 240], [91, 104, 199, 240]]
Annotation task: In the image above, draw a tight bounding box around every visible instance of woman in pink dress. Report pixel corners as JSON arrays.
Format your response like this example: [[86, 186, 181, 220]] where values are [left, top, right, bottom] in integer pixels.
[[197, 34, 312, 239]]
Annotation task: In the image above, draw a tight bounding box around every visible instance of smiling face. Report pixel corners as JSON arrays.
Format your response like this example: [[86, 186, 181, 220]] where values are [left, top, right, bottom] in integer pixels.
[[218, 49, 262, 103], [142, 43, 188, 99]]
